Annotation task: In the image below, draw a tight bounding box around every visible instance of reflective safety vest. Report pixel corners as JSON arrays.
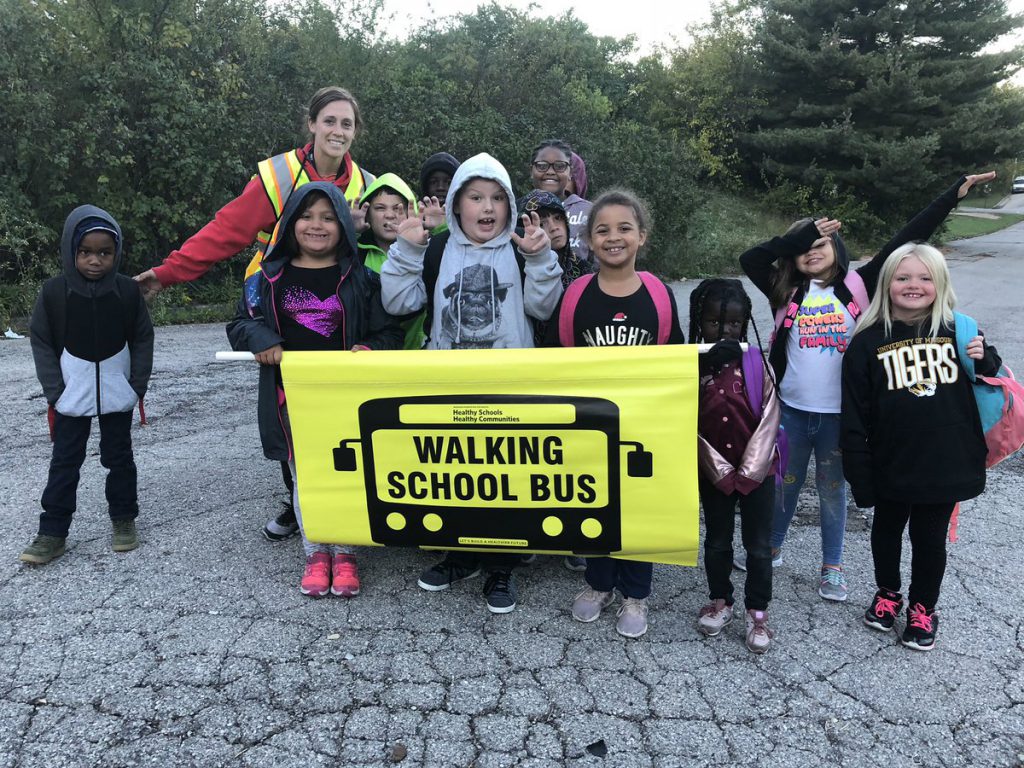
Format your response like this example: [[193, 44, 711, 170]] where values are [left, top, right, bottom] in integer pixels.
[[243, 150, 367, 283]]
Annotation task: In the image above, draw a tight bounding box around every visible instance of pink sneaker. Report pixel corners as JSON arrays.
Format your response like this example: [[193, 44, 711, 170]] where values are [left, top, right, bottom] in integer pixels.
[[300, 552, 331, 597], [331, 554, 361, 597]]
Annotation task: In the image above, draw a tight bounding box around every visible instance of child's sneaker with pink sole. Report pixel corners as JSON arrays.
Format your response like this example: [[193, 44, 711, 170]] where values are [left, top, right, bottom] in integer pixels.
[[300, 552, 331, 597]]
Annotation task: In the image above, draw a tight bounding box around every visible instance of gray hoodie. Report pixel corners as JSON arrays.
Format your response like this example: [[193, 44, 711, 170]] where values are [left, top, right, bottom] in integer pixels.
[[30, 205, 153, 416], [381, 153, 562, 349]]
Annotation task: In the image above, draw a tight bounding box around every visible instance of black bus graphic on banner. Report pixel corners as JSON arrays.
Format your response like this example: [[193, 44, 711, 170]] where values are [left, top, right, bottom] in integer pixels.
[[331, 395, 654, 554]]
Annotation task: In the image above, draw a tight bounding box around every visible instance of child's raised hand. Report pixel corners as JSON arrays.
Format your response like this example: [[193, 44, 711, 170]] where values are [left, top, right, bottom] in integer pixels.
[[958, 171, 997, 199], [350, 199, 369, 232], [511, 212, 551, 257], [254, 344, 283, 365], [396, 207, 430, 247], [814, 218, 842, 237], [420, 197, 445, 230], [966, 335, 986, 360]]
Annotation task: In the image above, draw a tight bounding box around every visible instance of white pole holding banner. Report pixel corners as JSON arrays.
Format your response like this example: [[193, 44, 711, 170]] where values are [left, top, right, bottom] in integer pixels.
[[214, 344, 748, 362]]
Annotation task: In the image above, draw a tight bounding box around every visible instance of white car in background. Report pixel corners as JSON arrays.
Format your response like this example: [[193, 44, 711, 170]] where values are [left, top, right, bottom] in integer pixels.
[[1013, 176, 1024, 194]]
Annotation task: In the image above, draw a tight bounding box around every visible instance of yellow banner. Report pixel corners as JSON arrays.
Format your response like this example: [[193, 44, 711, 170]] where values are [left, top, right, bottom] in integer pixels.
[[282, 345, 700, 565]]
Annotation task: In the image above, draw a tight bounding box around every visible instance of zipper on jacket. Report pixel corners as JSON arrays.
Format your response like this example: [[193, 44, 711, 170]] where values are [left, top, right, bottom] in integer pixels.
[[92, 289, 101, 415]]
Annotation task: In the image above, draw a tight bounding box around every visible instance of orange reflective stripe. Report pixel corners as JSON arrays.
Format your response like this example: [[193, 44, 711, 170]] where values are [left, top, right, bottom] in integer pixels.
[[243, 251, 263, 281]]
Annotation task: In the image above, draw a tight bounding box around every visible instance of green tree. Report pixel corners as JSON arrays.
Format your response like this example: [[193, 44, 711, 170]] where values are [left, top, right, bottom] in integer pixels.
[[740, 0, 1024, 235]]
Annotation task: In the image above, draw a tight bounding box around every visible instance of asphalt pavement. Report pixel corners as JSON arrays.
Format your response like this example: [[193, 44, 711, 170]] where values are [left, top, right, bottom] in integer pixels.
[[1, 227, 1022, 768]]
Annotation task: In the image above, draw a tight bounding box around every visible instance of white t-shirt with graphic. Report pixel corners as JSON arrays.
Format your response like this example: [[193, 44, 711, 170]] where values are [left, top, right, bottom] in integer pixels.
[[779, 280, 854, 413]]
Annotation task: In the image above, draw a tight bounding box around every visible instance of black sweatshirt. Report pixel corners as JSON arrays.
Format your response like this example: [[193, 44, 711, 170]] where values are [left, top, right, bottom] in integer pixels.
[[739, 177, 965, 385], [840, 320, 1000, 508]]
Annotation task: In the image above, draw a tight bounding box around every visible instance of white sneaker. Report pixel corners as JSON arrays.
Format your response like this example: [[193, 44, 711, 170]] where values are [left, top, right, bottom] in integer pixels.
[[697, 599, 734, 637], [745, 609, 773, 653]]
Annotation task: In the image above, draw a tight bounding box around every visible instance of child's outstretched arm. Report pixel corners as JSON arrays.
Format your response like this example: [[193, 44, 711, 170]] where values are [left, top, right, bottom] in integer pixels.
[[839, 336, 876, 508], [512, 212, 563, 322], [28, 286, 64, 405], [738, 218, 840, 302], [380, 210, 431, 316], [857, 171, 997, 293]]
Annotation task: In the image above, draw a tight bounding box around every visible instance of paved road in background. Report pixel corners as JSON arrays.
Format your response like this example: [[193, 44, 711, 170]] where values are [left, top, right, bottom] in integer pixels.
[[1, 227, 1021, 767]]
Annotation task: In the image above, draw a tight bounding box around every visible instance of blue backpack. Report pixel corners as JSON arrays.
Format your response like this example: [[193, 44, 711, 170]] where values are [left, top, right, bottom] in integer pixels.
[[953, 312, 1024, 468]]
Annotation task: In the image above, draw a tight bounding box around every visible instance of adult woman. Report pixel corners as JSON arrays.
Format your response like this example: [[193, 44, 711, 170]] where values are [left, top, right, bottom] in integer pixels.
[[135, 86, 374, 299], [135, 86, 374, 542]]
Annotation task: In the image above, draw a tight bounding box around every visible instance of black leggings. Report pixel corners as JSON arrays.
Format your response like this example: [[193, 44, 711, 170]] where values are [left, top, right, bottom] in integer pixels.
[[871, 500, 955, 610]]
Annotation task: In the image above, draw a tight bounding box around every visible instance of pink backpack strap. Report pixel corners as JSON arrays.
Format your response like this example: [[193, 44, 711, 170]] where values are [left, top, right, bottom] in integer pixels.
[[558, 273, 596, 347], [637, 271, 672, 344], [773, 287, 800, 335], [843, 270, 870, 321]]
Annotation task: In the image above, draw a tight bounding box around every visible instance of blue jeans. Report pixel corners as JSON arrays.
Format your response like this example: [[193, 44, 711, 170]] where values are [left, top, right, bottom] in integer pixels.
[[771, 404, 846, 565]]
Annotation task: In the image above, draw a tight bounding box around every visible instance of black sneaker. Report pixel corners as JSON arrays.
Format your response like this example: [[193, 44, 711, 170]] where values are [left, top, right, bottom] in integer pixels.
[[262, 504, 298, 541], [563, 555, 587, 572], [417, 553, 481, 591], [864, 589, 904, 632], [483, 569, 517, 614], [901, 603, 939, 651]]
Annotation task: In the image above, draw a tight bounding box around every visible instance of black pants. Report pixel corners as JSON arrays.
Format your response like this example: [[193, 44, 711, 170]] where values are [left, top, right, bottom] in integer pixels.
[[700, 476, 774, 611], [39, 411, 137, 538], [585, 557, 653, 599], [871, 499, 955, 610]]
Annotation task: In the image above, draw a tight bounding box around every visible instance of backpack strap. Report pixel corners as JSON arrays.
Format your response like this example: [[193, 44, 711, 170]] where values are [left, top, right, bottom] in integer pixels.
[[558, 273, 596, 346], [636, 271, 672, 345], [953, 311, 978, 381], [773, 285, 802, 338], [843, 270, 870, 322], [740, 347, 765, 419]]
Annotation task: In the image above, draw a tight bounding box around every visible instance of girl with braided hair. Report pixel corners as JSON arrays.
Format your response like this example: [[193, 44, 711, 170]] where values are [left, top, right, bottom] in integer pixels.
[[690, 279, 782, 653]]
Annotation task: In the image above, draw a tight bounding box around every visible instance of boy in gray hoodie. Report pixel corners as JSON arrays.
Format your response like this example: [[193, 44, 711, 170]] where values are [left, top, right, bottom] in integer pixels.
[[23, 206, 153, 564], [381, 152, 562, 612]]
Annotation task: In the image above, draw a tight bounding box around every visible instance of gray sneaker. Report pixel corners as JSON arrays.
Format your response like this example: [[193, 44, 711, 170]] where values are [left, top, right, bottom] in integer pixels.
[[19, 534, 66, 564], [819, 566, 848, 602], [112, 519, 139, 552], [697, 598, 734, 637], [733, 548, 783, 571], [563, 555, 587, 572], [615, 597, 649, 638], [571, 588, 614, 622]]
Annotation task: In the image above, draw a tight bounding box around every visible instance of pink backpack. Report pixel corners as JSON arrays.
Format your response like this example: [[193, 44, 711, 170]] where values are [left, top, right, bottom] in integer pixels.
[[954, 312, 1024, 468], [558, 272, 672, 347]]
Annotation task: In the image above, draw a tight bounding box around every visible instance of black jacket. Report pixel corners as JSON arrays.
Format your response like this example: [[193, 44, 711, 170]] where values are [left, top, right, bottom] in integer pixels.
[[226, 183, 403, 461], [740, 177, 965, 384], [840, 319, 1000, 507], [30, 205, 153, 415]]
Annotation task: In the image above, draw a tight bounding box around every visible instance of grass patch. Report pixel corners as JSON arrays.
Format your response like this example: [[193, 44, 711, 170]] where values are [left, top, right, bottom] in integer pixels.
[[651, 189, 795, 279], [944, 212, 1024, 240]]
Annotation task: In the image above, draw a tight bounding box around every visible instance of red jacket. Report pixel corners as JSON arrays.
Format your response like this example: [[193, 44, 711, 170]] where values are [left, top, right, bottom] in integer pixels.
[[152, 145, 356, 286]]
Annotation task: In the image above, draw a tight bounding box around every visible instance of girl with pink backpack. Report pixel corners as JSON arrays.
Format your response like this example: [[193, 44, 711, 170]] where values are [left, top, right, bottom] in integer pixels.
[[739, 172, 994, 602]]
